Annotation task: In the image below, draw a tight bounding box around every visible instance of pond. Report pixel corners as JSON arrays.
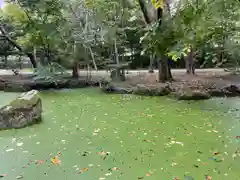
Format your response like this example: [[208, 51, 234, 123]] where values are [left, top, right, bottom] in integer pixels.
[[0, 89, 239, 180]]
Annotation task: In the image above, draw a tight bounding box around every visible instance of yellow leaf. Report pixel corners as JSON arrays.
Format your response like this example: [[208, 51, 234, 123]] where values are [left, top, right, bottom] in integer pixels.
[[151, 0, 164, 9], [51, 156, 61, 165]]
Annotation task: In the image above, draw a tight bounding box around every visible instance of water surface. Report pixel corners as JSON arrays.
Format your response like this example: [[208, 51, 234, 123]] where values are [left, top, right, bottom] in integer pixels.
[[0, 89, 239, 180]]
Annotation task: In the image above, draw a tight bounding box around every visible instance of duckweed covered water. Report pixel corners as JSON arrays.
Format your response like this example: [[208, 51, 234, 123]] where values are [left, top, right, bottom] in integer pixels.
[[0, 88, 239, 180]]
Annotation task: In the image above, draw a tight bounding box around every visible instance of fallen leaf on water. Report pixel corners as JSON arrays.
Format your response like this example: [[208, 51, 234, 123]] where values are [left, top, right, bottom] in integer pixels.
[[97, 151, 110, 156], [105, 172, 112, 176], [78, 168, 88, 174], [0, 174, 7, 178], [6, 148, 14, 152], [213, 151, 220, 155], [111, 167, 120, 171], [170, 141, 184, 146], [173, 177, 180, 180], [171, 162, 177, 167], [35, 160, 44, 165], [143, 139, 151, 143], [205, 175, 211, 180], [51, 156, 61, 165], [145, 173, 151, 177], [16, 175, 23, 179], [16, 142, 23, 147]]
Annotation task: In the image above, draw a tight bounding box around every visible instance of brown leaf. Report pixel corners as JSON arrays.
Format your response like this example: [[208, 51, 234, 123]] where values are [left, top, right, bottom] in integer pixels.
[[145, 173, 151, 177], [35, 160, 44, 165], [205, 175, 211, 180], [112, 167, 120, 171], [78, 168, 88, 174]]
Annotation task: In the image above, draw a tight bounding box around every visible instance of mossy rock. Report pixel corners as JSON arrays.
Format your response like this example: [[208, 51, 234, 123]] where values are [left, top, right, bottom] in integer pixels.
[[0, 90, 42, 129]]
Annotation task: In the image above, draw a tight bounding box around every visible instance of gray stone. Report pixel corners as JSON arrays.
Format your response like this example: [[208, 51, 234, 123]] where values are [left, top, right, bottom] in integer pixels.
[[171, 88, 210, 100], [133, 84, 171, 96], [0, 90, 42, 129]]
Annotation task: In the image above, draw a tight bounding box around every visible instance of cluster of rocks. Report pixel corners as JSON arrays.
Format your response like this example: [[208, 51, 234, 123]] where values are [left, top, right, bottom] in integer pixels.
[[101, 82, 240, 100], [0, 77, 102, 92], [0, 90, 42, 129]]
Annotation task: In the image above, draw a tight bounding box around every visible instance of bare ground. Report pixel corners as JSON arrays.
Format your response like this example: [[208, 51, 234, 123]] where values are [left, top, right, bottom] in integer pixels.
[[119, 71, 240, 89]]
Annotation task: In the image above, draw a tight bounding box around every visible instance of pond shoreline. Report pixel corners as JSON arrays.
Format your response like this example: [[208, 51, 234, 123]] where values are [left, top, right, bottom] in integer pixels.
[[100, 81, 240, 100], [1, 73, 240, 100]]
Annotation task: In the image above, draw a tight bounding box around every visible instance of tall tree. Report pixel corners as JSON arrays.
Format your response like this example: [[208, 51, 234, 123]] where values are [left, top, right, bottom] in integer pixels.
[[138, 0, 172, 82]]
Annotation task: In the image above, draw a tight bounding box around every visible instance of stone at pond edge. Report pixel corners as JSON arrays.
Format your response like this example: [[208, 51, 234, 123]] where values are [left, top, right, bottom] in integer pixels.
[[101, 82, 171, 96], [0, 78, 104, 92], [170, 88, 210, 100], [101, 82, 133, 94], [0, 90, 42, 129], [208, 84, 240, 97], [133, 84, 171, 96]]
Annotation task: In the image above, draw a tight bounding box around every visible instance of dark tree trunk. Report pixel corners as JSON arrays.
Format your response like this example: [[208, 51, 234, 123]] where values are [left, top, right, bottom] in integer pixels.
[[72, 62, 79, 78], [0, 26, 37, 68], [185, 46, 195, 75], [158, 56, 172, 82], [137, 0, 172, 82], [27, 53, 37, 68], [148, 54, 155, 73], [138, 0, 152, 24], [4, 55, 7, 68]]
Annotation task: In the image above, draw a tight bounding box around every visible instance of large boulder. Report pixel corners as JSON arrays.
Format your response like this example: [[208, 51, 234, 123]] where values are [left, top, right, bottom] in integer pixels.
[[0, 90, 42, 129]]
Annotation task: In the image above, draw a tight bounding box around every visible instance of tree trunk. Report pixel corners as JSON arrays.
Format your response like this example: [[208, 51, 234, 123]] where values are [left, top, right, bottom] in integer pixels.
[[114, 39, 119, 64], [185, 46, 195, 75], [158, 56, 172, 82], [4, 55, 7, 68], [0, 26, 37, 68], [137, 0, 152, 24], [72, 61, 79, 78], [138, 0, 172, 81], [33, 46, 37, 65], [148, 54, 154, 73], [27, 53, 37, 68]]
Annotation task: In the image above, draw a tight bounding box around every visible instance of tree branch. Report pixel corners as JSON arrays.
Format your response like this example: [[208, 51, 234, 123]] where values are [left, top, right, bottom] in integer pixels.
[[0, 25, 37, 68]]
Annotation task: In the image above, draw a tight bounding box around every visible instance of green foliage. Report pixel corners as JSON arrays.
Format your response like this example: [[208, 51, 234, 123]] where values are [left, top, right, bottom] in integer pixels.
[[33, 62, 68, 81], [140, 0, 240, 67], [1, 0, 240, 71]]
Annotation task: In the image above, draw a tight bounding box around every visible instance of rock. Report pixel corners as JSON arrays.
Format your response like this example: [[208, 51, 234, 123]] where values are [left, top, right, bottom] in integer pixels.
[[1, 78, 103, 92], [101, 82, 133, 94], [133, 84, 150, 95], [208, 89, 226, 97], [0, 78, 6, 90], [133, 84, 171, 96], [208, 84, 240, 97], [4, 82, 31, 92], [0, 90, 42, 129], [223, 84, 240, 96], [171, 88, 210, 100]]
